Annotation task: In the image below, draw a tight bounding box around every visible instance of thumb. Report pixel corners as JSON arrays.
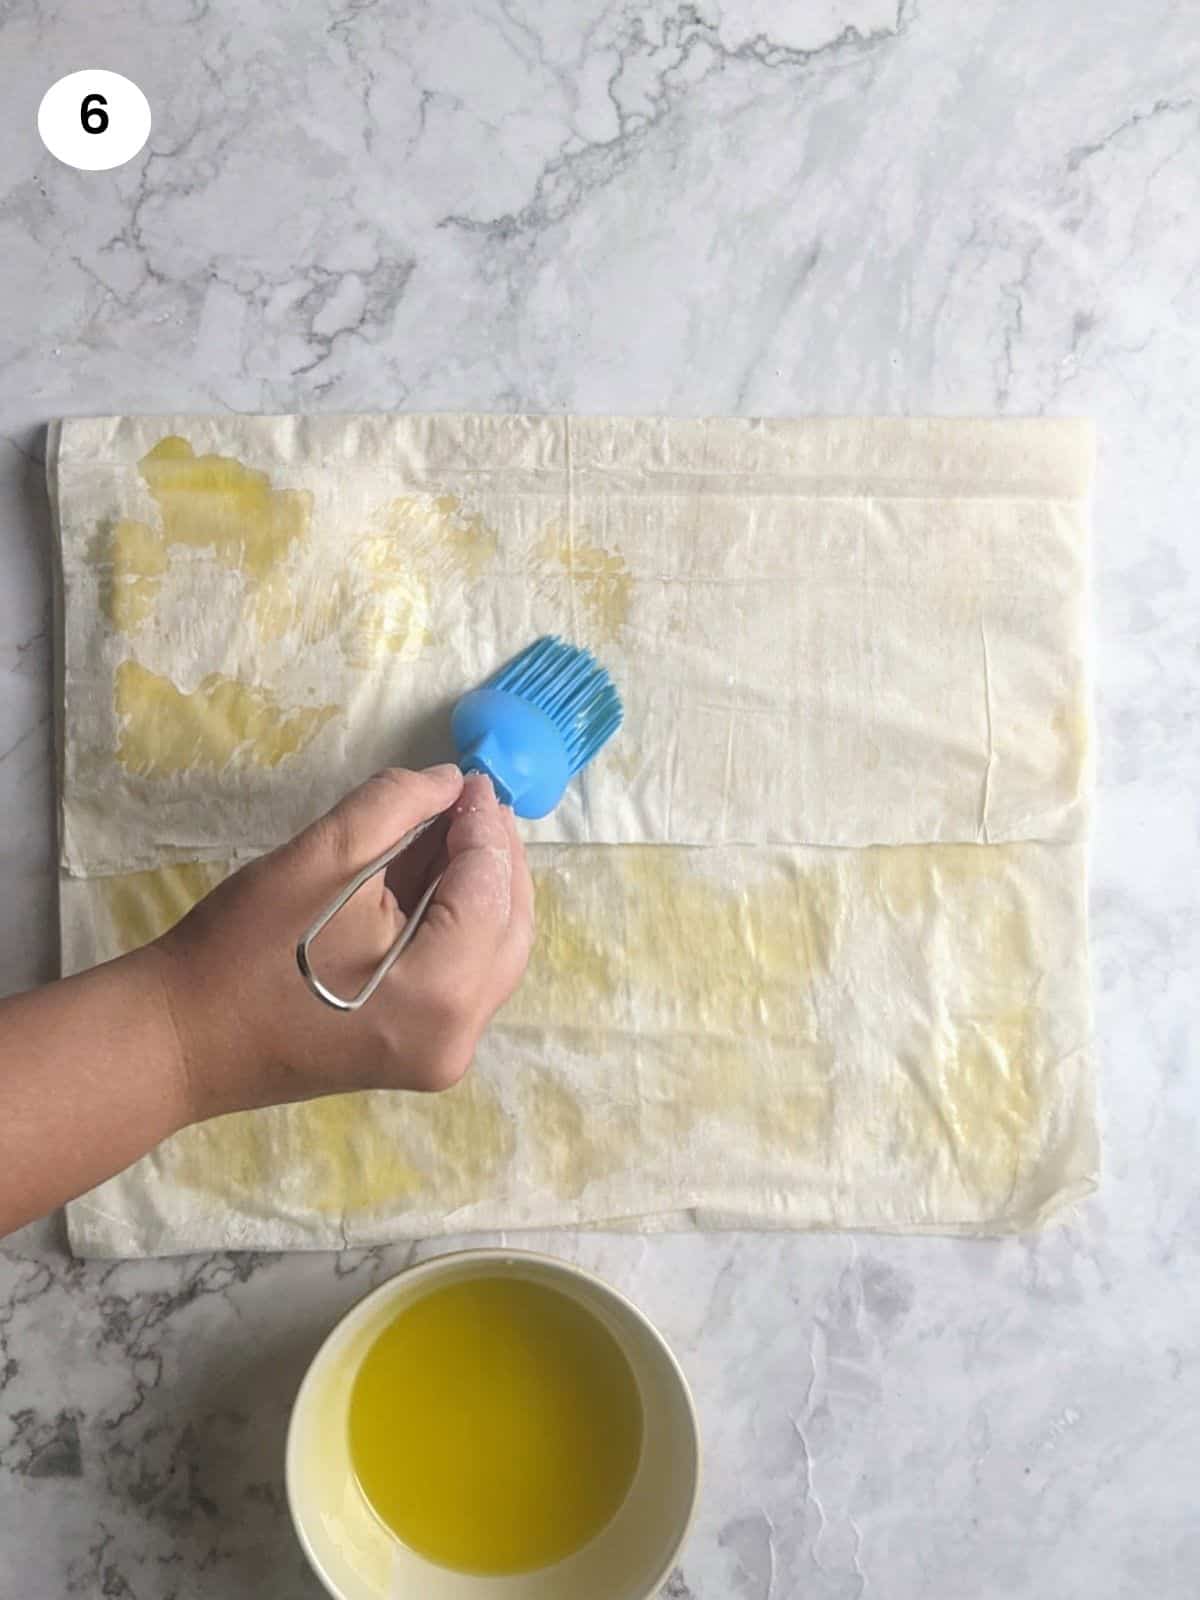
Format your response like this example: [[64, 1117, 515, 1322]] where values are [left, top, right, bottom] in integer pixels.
[[403, 773, 514, 977]]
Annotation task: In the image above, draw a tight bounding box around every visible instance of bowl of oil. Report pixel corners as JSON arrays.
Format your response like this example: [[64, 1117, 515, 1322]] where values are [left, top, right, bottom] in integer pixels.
[[286, 1249, 701, 1600]]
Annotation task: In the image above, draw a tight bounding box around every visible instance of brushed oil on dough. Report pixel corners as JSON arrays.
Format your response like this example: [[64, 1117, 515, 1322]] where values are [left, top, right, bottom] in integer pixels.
[[869, 841, 1036, 991], [138, 435, 311, 580], [164, 1073, 514, 1219], [92, 437, 482, 660], [865, 843, 1044, 1204], [96, 847, 838, 1218], [114, 660, 338, 778], [88, 440, 506, 797], [870, 838, 1023, 916], [91, 841, 1054, 1223], [892, 1010, 1038, 1206], [515, 1037, 834, 1201], [99, 858, 228, 949], [340, 530, 432, 668], [335, 492, 498, 668], [509, 844, 1051, 1210], [535, 526, 632, 641], [249, 566, 347, 648], [89, 518, 169, 632], [90, 436, 338, 649], [422, 492, 498, 578], [511, 847, 839, 1035], [174, 1093, 430, 1216], [370, 491, 497, 583], [504, 848, 839, 1193]]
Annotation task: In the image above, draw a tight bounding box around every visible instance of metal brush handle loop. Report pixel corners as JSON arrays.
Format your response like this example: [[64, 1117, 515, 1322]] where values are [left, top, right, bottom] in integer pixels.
[[296, 812, 446, 1012]]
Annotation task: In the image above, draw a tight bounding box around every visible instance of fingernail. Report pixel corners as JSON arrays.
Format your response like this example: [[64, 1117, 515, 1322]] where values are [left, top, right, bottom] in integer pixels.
[[424, 763, 462, 782]]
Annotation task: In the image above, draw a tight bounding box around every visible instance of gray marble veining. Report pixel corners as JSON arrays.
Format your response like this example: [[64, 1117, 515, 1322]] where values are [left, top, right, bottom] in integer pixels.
[[1, 0, 1198, 1594]]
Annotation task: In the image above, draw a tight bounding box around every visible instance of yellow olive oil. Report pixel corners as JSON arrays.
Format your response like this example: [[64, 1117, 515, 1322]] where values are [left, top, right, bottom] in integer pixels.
[[347, 1275, 644, 1575]]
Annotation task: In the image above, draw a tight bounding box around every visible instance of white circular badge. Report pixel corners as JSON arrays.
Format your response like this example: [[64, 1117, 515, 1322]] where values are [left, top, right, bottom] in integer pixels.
[[37, 70, 151, 172]]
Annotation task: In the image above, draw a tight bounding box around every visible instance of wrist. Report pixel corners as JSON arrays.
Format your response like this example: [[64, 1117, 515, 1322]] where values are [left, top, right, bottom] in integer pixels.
[[134, 938, 246, 1128], [149, 927, 287, 1124], [117, 942, 201, 1134]]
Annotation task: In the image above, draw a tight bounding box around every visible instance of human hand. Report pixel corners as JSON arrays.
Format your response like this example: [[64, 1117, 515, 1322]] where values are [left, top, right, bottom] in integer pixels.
[[154, 765, 534, 1123]]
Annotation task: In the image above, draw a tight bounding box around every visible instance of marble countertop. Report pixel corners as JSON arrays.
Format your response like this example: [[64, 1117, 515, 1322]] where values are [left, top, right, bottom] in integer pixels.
[[2, 2, 1198, 1594]]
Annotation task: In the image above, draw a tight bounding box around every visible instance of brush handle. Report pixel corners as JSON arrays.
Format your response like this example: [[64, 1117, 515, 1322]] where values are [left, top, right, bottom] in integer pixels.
[[296, 809, 449, 1012]]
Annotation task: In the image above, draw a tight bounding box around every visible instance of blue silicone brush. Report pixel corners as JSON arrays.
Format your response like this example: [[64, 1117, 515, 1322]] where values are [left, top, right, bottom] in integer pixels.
[[452, 634, 623, 819], [298, 636, 623, 1010]]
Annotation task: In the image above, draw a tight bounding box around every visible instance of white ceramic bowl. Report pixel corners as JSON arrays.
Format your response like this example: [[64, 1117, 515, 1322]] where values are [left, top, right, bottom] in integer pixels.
[[286, 1249, 701, 1600]]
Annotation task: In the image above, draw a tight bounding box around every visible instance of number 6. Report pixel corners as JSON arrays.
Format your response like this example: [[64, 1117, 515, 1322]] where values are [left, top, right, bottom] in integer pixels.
[[81, 93, 109, 134]]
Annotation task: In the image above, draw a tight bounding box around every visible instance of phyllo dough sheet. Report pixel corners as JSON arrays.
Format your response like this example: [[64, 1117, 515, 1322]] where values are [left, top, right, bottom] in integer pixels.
[[49, 414, 1096, 1255]]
